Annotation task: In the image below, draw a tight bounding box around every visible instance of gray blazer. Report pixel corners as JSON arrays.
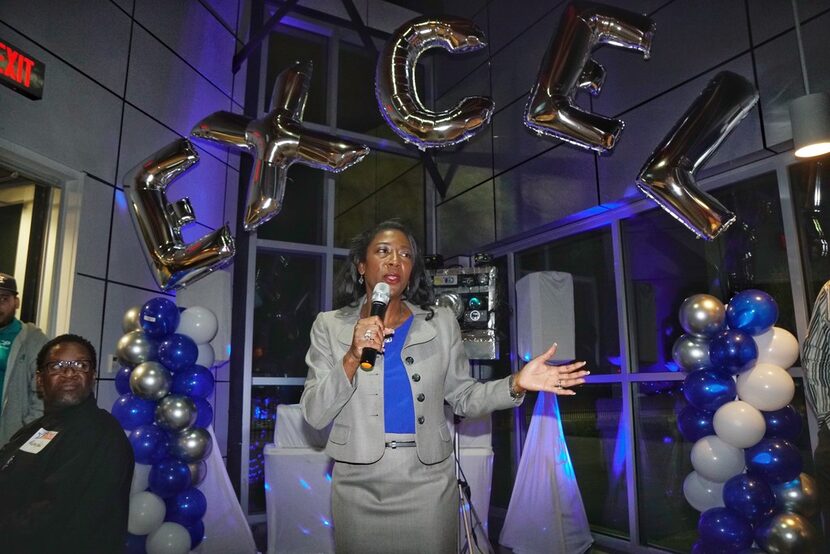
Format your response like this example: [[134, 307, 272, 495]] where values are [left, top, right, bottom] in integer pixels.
[[301, 301, 520, 464]]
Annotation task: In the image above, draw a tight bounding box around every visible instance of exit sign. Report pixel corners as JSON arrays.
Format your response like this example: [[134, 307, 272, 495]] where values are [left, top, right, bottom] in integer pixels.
[[0, 38, 45, 100]]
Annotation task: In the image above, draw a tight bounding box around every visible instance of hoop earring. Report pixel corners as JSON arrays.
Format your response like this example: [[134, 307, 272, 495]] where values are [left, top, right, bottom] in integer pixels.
[[358, 274, 364, 285]]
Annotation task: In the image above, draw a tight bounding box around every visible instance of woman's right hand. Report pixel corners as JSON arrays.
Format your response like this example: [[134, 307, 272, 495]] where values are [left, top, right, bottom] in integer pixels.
[[343, 316, 393, 378]]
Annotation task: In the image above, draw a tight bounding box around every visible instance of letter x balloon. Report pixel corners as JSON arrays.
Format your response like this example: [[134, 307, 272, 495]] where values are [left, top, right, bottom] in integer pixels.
[[191, 61, 369, 231]]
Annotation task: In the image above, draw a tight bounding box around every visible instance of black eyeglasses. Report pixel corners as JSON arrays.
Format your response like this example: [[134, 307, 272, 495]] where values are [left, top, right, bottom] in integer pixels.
[[41, 359, 94, 375]]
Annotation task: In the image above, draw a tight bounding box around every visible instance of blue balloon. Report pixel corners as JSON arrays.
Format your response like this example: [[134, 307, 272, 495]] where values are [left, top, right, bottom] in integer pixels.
[[698, 507, 753, 551], [165, 487, 207, 527], [745, 438, 803, 484], [762, 405, 802, 442], [722, 474, 775, 523], [129, 424, 170, 465], [709, 329, 757, 374], [115, 366, 132, 395], [158, 334, 198, 372], [186, 519, 205, 549], [677, 405, 715, 442], [726, 289, 778, 335], [112, 394, 156, 430], [193, 397, 214, 428], [140, 297, 180, 338], [125, 533, 146, 554], [149, 458, 192, 498], [172, 365, 215, 399], [683, 369, 736, 412]]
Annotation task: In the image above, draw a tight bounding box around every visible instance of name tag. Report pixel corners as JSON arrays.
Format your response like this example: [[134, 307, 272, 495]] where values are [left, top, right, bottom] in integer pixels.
[[19, 428, 58, 454]]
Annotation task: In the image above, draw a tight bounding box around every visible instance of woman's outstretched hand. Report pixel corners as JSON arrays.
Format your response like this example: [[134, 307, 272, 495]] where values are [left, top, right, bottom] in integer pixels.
[[514, 342, 590, 396]]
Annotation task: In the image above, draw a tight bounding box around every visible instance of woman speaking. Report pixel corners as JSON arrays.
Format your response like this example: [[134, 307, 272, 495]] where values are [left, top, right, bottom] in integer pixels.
[[301, 220, 589, 553]]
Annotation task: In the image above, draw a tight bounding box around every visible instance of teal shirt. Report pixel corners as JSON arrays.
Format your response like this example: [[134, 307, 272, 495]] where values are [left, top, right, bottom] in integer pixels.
[[0, 318, 23, 405]]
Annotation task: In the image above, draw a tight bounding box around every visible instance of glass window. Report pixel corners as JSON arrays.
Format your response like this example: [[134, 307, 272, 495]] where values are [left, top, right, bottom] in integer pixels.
[[248, 385, 304, 514], [789, 156, 830, 312], [633, 381, 696, 551], [556, 383, 629, 537], [253, 252, 322, 377], [266, 27, 327, 124], [622, 172, 795, 373], [515, 228, 621, 375], [255, 165, 325, 245]]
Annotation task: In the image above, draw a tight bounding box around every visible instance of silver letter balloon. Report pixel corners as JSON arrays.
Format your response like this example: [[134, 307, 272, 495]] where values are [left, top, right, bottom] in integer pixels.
[[637, 71, 759, 240], [191, 61, 369, 231], [122, 138, 236, 290], [524, 2, 655, 153], [376, 16, 494, 150]]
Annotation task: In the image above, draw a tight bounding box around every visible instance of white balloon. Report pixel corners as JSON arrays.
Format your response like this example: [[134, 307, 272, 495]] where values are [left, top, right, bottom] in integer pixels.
[[713, 400, 766, 448], [691, 435, 745, 482], [683, 470, 726, 512], [130, 462, 151, 495], [128, 491, 166, 535], [146, 522, 191, 554], [196, 342, 215, 368], [177, 306, 219, 344], [736, 363, 795, 411], [753, 327, 799, 369]]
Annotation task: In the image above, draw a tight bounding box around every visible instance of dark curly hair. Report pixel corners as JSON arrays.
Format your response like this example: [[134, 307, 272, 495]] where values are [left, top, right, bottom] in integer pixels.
[[334, 219, 434, 319], [37, 334, 98, 373]]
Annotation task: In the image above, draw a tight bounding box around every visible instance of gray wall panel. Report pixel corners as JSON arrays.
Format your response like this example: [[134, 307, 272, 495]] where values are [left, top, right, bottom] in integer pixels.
[[75, 179, 115, 279], [593, 0, 749, 118], [748, 0, 828, 45], [135, 0, 237, 95], [126, 26, 232, 136], [0, 24, 122, 183], [0, 0, 130, 94]]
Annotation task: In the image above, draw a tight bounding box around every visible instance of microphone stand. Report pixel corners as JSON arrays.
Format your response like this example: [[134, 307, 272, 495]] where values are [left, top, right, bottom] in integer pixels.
[[454, 414, 492, 554]]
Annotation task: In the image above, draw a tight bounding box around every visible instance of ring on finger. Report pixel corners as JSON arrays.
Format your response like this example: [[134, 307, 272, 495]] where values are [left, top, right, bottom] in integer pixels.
[[363, 330, 373, 340]]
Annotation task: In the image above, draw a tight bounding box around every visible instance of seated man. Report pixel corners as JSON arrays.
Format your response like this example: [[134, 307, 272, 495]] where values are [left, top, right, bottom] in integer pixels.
[[0, 334, 134, 553]]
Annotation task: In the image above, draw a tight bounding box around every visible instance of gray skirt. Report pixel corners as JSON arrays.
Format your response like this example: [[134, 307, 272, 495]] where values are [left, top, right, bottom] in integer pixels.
[[331, 435, 457, 554]]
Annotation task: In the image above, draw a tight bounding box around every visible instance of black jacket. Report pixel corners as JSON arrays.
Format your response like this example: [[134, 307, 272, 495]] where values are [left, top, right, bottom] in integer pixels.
[[0, 395, 134, 553]]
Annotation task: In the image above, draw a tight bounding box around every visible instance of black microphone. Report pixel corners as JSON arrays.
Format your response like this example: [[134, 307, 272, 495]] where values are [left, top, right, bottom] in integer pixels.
[[360, 282, 391, 370]]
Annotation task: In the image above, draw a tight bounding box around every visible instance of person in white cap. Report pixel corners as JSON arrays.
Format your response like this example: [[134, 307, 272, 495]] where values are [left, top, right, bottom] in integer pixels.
[[0, 273, 48, 446]]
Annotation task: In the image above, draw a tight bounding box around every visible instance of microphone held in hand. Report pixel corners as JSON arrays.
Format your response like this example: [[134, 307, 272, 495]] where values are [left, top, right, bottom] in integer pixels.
[[360, 282, 391, 370]]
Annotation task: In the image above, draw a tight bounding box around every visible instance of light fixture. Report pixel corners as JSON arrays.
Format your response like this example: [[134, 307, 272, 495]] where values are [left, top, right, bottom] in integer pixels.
[[788, 0, 830, 158]]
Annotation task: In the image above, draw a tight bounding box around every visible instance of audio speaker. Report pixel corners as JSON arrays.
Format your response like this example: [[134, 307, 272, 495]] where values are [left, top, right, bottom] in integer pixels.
[[516, 271, 575, 362]]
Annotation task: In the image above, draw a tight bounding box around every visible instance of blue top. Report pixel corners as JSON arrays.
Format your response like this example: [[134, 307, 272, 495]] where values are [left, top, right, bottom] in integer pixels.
[[383, 315, 415, 434]]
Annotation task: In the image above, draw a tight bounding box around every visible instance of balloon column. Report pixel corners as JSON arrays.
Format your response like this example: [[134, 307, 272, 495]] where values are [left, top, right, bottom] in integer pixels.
[[674, 290, 819, 553], [115, 298, 218, 554]]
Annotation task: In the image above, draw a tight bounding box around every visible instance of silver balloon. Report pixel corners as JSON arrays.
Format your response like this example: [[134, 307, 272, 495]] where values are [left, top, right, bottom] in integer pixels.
[[772, 473, 819, 518], [122, 138, 236, 290], [116, 331, 158, 368], [524, 3, 655, 153], [376, 16, 494, 150], [192, 61, 369, 231], [122, 305, 143, 333], [129, 361, 172, 401], [678, 294, 726, 337], [672, 334, 711, 371], [154, 394, 197, 432], [637, 71, 759, 240], [755, 512, 818, 553], [188, 461, 207, 487], [170, 427, 213, 463]]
